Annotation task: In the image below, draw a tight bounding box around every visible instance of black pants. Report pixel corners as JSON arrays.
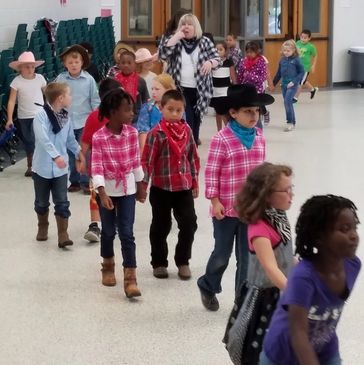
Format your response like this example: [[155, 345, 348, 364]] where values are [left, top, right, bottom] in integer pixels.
[[181, 87, 201, 144], [149, 186, 197, 268]]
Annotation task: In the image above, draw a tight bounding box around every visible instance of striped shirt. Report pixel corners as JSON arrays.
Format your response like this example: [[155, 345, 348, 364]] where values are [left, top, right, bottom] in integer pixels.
[[212, 58, 233, 98], [205, 125, 265, 217]]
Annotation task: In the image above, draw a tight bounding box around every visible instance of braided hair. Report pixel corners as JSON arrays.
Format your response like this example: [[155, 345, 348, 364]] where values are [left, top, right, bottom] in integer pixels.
[[98, 87, 133, 121], [295, 194, 359, 259]]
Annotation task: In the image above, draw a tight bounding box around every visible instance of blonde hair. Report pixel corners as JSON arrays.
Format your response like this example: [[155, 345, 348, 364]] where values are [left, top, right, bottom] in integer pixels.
[[281, 39, 299, 57], [44, 82, 69, 104], [178, 14, 203, 39], [153, 73, 176, 90]]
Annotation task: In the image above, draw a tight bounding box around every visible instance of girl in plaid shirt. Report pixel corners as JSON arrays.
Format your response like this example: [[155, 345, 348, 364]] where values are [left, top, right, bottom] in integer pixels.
[[197, 84, 274, 311], [91, 88, 146, 299]]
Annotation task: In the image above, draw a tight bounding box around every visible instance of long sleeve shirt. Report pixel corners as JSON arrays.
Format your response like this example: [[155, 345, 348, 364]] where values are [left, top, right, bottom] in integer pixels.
[[273, 56, 305, 87], [205, 125, 265, 218], [237, 56, 268, 93], [141, 123, 200, 192], [56, 70, 100, 130], [32, 108, 80, 179]]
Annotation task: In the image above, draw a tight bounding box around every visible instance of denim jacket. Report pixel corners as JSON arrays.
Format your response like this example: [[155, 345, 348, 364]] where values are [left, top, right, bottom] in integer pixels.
[[273, 56, 304, 87]]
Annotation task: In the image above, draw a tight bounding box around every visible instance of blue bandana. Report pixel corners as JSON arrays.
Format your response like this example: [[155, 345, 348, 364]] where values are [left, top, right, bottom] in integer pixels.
[[229, 119, 256, 149]]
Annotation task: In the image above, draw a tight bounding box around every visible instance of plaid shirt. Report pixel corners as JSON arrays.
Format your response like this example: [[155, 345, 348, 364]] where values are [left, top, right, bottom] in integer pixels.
[[205, 125, 265, 217], [91, 125, 143, 195], [158, 35, 221, 116], [142, 123, 200, 192], [228, 47, 243, 69]]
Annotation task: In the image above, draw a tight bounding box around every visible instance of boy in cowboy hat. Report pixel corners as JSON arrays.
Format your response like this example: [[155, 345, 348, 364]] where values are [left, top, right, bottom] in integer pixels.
[[197, 83, 274, 311], [56, 44, 100, 194], [6, 51, 46, 176]]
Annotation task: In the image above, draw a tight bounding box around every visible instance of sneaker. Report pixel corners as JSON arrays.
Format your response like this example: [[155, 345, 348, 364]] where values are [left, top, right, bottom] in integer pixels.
[[263, 111, 270, 125], [310, 87, 318, 99], [292, 97, 298, 104], [178, 265, 191, 280], [83, 223, 100, 242], [198, 286, 219, 311], [68, 183, 81, 192], [153, 266, 169, 279], [284, 124, 294, 132]]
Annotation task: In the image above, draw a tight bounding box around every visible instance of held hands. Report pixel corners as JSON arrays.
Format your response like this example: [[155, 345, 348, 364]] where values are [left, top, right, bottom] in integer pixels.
[[192, 187, 199, 199], [287, 81, 294, 88], [75, 153, 87, 174], [136, 182, 147, 203], [201, 60, 213, 75], [54, 156, 66, 169], [212, 199, 225, 220]]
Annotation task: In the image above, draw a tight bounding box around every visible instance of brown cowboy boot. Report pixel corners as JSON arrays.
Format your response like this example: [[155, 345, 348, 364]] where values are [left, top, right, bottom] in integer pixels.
[[55, 215, 73, 248], [25, 154, 33, 177], [123, 268, 141, 298], [101, 258, 116, 286], [36, 211, 49, 241]]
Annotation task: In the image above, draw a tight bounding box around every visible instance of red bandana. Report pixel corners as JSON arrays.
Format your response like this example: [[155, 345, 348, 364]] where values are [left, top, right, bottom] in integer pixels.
[[115, 71, 139, 102], [243, 55, 262, 70], [159, 119, 188, 159]]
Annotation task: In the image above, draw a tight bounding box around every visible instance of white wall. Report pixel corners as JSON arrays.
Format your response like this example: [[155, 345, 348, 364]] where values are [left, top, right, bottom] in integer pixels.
[[333, 0, 364, 83], [0, 0, 121, 51]]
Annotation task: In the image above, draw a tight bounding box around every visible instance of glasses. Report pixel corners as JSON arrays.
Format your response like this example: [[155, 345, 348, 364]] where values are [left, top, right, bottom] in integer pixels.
[[273, 185, 294, 194]]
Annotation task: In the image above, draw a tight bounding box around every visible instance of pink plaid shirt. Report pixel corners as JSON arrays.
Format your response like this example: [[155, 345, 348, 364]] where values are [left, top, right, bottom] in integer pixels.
[[91, 125, 143, 196], [205, 125, 265, 217]]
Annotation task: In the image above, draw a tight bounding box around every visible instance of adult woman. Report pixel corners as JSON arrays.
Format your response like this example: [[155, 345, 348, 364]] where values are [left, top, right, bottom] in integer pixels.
[[158, 13, 220, 144]]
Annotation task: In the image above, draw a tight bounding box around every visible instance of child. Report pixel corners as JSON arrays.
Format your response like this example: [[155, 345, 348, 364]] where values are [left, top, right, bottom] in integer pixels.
[[56, 44, 100, 193], [108, 50, 149, 123], [273, 40, 304, 132], [226, 34, 243, 69], [136, 73, 176, 152], [197, 84, 274, 311], [294, 29, 318, 102], [79, 78, 121, 243], [141, 89, 200, 280], [135, 47, 158, 97], [223, 162, 295, 365], [32, 82, 82, 248], [91, 88, 146, 298], [260, 194, 361, 365], [210, 41, 236, 131], [6, 51, 46, 176]]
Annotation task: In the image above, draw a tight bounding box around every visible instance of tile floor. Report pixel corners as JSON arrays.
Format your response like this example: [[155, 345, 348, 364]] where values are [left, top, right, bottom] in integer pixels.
[[0, 88, 363, 364]]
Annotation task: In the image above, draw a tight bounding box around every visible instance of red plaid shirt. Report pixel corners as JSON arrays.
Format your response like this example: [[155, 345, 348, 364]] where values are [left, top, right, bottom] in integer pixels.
[[205, 125, 265, 217], [142, 123, 200, 192]]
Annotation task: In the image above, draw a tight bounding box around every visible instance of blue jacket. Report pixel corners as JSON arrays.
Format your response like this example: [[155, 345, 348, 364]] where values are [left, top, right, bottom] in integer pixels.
[[273, 56, 305, 86]]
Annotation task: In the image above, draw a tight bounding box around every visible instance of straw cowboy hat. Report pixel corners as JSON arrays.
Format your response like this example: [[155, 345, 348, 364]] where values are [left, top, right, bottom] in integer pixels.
[[9, 51, 44, 71], [135, 48, 158, 63], [59, 44, 90, 69], [113, 42, 135, 63]]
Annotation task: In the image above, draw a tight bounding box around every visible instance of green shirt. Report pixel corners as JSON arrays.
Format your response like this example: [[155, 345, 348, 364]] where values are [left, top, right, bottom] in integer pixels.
[[296, 40, 317, 72]]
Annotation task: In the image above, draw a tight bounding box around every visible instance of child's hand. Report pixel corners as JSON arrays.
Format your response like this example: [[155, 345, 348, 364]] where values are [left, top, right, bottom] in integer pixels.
[[212, 199, 225, 220], [268, 85, 275, 92], [54, 156, 66, 169], [5, 120, 13, 130], [201, 60, 213, 75], [287, 81, 294, 88], [100, 193, 114, 210], [136, 183, 147, 203], [76, 153, 87, 174], [192, 187, 199, 199]]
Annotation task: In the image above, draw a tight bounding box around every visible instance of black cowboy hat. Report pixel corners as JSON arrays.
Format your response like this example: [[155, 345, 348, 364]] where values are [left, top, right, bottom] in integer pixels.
[[225, 84, 275, 111], [59, 44, 90, 69]]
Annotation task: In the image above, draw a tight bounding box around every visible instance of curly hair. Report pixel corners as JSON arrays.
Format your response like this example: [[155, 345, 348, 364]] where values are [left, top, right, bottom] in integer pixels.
[[235, 162, 293, 224], [295, 195, 359, 260], [98, 88, 133, 121]]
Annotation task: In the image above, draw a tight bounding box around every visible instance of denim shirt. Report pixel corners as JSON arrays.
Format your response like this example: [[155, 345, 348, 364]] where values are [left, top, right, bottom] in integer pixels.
[[32, 108, 80, 179], [273, 56, 305, 86]]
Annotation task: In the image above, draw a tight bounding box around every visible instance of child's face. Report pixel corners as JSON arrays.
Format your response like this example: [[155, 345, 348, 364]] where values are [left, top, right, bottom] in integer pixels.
[[111, 99, 134, 125], [216, 44, 227, 58], [160, 99, 184, 122], [268, 174, 293, 211], [142, 60, 154, 71], [246, 49, 258, 59], [19, 63, 36, 79], [59, 87, 72, 108], [151, 81, 167, 103], [229, 106, 260, 128], [319, 208, 359, 259], [300, 33, 311, 43], [282, 46, 294, 58], [118, 54, 136, 75], [63, 54, 83, 77], [226, 36, 236, 48]]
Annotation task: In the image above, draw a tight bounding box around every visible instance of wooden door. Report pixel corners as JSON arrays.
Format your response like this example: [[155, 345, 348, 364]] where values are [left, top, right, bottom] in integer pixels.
[[264, 0, 330, 87]]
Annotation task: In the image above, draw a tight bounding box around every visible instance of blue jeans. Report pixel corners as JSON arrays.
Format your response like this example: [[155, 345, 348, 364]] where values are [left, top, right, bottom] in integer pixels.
[[68, 127, 89, 186], [259, 351, 342, 365], [281, 84, 298, 125], [197, 217, 249, 295], [18, 118, 35, 154], [97, 194, 137, 267], [32, 173, 70, 218]]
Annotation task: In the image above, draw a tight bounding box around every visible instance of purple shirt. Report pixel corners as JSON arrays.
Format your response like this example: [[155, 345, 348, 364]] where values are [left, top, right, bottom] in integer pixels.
[[263, 257, 361, 365]]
